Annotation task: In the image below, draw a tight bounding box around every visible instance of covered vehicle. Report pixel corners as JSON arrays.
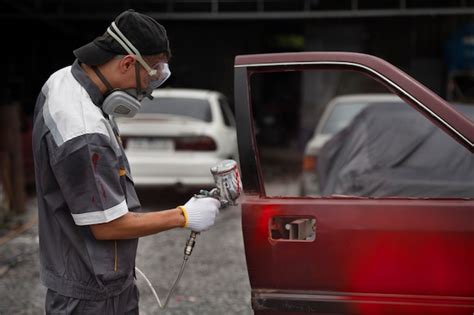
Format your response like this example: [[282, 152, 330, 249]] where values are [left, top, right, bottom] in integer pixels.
[[301, 93, 402, 195], [318, 102, 474, 197]]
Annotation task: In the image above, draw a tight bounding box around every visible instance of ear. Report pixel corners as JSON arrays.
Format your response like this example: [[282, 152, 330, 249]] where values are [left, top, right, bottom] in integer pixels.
[[118, 55, 136, 73]]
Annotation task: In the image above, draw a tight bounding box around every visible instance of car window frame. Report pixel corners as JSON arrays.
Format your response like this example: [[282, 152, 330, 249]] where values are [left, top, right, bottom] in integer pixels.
[[234, 52, 474, 196]]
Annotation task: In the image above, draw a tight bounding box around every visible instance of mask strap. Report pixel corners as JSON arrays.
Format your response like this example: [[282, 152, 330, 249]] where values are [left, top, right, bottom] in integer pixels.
[[135, 62, 143, 98], [92, 66, 114, 94]]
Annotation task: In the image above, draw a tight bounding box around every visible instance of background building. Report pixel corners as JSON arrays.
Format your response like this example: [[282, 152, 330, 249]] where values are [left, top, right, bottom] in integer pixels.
[[1, 0, 474, 219]]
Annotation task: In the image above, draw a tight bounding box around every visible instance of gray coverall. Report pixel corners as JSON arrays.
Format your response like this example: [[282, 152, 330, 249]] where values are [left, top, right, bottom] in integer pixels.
[[32, 59, 142, 314]]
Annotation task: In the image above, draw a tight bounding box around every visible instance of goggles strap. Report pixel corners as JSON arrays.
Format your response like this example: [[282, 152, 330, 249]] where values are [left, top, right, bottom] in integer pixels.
[[107, 22, 157, 76]]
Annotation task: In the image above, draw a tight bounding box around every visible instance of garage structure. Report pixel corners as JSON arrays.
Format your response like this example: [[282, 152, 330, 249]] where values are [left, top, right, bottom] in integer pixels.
[[2, 0, 474, 111], [0, 1, 473, 215]]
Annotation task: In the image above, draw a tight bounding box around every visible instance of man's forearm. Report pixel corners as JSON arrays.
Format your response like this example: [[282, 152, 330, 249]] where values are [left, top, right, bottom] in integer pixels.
[[90, 208, 186, 240]]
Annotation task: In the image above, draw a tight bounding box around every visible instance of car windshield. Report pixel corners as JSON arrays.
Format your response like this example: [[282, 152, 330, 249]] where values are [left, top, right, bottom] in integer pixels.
[[321, 102, 369, 134], [140, 97, 212, 122]]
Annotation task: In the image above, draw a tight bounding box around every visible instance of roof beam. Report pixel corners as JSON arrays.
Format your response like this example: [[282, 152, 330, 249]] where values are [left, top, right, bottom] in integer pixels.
[[2, 7, 474, 20]]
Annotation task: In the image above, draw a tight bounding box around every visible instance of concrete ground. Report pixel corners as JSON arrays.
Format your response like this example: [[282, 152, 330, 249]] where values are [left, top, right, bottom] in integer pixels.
[[0, 187, 253, 315]]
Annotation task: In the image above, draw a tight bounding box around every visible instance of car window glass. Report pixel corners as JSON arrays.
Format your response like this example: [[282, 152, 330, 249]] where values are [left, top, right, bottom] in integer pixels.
[[321, 103, 370, 134], [218, 97, 235, 127], [455, 102, 474, 117], [250, 69, 474, 199], [140, 97, 212, 122]]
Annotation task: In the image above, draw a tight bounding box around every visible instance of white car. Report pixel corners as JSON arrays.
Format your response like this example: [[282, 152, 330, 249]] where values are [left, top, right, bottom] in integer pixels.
[[115, 88, 238, 188], [301, 93, 403, 195]]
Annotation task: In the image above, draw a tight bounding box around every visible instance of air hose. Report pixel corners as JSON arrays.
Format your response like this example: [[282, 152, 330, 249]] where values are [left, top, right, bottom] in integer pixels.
[[134, 159, 241, 312], [135, 231, 198, 311]]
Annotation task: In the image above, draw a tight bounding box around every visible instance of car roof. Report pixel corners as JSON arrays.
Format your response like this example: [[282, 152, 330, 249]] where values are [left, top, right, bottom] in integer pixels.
[[328, 93, 401, 104], [322, 93, 404, 123], [151, 88, 221, 99], [315, 93, 404, 135]]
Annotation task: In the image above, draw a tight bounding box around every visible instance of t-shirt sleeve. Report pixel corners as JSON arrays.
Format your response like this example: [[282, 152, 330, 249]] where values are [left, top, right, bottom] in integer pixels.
[[49, 133, 128, 226]]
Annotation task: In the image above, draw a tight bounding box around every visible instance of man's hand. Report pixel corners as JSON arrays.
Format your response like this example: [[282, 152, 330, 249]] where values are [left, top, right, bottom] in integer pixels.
[[89, 196, 220, 240], [179, 197, 220, 232]]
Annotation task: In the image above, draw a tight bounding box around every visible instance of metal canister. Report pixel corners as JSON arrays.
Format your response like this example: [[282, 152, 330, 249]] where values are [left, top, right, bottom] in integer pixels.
[[210, 159, 242, 206]]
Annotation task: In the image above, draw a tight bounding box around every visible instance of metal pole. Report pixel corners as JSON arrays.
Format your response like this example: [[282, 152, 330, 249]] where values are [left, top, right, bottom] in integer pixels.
[[351, 0, 358, 11], [212, 0, 219, 13]]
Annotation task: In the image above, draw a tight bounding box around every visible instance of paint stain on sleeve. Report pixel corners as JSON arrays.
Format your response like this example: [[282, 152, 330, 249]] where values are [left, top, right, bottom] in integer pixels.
[[92, 153, 100, 172], [99, 182, 107, 200]]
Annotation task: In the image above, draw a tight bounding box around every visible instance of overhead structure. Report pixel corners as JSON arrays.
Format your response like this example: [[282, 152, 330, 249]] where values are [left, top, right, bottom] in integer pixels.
[[2, 0, 474, 20]]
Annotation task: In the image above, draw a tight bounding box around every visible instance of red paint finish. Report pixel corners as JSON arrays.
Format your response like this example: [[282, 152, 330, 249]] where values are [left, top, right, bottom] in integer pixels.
[[235, 51, 474, 314], [348, 232, 474, 294], [242, 196, 474, 314]]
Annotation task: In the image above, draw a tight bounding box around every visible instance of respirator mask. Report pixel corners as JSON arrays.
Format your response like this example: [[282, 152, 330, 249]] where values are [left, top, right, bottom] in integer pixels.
[[94, 21, 171, 117]]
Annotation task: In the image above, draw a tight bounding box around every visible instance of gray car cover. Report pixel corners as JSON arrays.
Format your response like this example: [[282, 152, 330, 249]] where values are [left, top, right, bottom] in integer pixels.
[[318, 102, 474, 198]]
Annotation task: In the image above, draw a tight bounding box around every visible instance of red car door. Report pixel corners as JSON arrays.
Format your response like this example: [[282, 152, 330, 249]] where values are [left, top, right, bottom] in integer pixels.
[[234, 52, 474, 315]]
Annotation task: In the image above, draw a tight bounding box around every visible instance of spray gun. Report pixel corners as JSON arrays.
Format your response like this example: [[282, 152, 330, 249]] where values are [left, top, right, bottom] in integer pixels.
[[184, 159, 242, 258], [135, 159, 242, 311]]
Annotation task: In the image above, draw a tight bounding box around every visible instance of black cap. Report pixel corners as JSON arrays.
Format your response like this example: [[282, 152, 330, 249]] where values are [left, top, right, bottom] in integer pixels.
[[73, 9, 170, 65]]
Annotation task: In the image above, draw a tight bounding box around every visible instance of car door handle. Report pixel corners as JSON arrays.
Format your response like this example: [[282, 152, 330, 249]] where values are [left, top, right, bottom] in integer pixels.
[[270, 216, 316, 241]]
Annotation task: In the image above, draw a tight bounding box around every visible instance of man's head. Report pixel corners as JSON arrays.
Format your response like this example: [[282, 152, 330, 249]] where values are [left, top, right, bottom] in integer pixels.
[[74, 9, 171, 97], [74, 9, 171, 65]]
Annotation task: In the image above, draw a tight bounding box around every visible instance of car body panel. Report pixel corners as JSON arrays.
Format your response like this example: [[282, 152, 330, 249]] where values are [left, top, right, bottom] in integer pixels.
[[124, 154, 222, 186], [234, 52, 474, 314], [241, 196, 474, 313]]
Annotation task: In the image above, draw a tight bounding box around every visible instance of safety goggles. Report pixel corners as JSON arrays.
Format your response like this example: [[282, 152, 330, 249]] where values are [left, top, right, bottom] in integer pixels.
[[107, 21, 171, 85], [148, 62, 171, 89]]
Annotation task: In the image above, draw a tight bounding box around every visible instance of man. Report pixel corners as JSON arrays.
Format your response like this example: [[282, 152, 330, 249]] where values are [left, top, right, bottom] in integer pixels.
[[32, 9, 220, 314]]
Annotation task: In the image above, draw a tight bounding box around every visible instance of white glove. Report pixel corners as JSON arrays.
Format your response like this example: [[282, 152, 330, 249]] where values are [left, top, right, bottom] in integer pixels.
[[179, 197, 220, 232]]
